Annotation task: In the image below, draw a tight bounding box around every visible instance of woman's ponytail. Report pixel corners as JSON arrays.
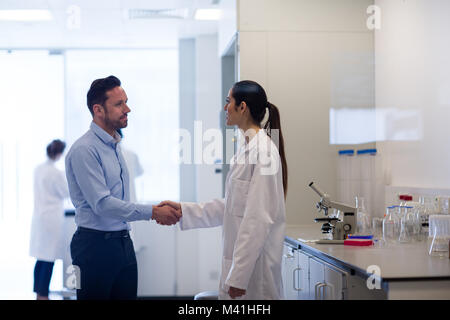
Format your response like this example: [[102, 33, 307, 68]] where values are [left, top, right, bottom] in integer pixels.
[[264, 102, 288, 198]]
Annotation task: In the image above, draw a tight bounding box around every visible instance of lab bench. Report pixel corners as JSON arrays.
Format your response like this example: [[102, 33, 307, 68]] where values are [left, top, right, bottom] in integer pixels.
[[283, 225, 450, 300]]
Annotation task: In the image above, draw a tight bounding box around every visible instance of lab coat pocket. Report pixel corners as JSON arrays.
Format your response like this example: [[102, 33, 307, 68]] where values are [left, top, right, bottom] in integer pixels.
[[229, 178, 250, 217]]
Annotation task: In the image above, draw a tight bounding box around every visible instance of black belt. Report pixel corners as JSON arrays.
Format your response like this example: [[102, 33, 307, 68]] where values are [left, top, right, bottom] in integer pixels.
[[77, 226, 129, 239]]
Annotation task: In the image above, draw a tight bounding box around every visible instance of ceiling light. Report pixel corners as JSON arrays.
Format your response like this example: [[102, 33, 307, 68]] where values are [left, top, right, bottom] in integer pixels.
[[128, 8, 189, 20], [194, 9, 221, 21], [0, 10, 53, 21]]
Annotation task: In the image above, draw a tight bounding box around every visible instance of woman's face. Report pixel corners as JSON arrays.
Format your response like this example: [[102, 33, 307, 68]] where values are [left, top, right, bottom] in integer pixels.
[[224, 89, 241, 126]]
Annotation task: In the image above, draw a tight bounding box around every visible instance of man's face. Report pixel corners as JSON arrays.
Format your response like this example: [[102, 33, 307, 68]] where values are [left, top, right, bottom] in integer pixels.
[[101, 86, 130, 130]]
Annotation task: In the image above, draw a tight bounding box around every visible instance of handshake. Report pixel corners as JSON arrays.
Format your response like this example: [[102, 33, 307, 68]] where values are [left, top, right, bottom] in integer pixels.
[[152, 200, 182, 226]]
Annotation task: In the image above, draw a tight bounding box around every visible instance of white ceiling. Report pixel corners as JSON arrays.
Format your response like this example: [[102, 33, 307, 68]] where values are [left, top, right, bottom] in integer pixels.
[[0, 0, 220, 48]]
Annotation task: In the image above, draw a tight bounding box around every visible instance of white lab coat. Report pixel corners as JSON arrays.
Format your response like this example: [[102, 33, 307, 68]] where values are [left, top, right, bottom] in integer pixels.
[[180, 129, 286, 300], [29, 160, 69, 262]]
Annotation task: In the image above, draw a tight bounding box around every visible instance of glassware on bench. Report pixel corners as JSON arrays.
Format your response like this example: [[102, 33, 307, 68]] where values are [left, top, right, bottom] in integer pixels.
[[398, 206, 417, 243], [383, 206, 400, 245], [372, 216, 384, 247], [355, 196, 371, 235], [428, 215, 450, 257]]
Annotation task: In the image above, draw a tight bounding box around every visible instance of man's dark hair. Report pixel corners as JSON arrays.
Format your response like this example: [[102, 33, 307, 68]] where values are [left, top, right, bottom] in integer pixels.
[[86, 75, 121, 116], [46, 139, 66, 160]]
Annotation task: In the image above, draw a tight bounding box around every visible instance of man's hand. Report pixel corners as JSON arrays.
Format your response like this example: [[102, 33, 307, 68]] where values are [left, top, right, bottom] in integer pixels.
[[157, 200, 181, 212], [152, 204, 181, 225], [228, 286, 246, 299]]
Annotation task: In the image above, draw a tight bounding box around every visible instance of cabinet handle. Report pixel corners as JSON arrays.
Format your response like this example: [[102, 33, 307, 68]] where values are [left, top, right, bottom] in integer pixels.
[[314, 282, 324, 299], [322, 283, 336, 300], [298, 268, 303, 291], [319, 260, 349, 290], [321, 283, 327, 300], [319, 283, 327, 300], [293, 268, 302, 291]]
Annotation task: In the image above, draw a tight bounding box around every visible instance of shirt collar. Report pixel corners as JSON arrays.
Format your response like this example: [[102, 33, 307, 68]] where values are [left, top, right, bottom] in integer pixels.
[[238, 129, 265, 153], [90, 121, 121, 147]]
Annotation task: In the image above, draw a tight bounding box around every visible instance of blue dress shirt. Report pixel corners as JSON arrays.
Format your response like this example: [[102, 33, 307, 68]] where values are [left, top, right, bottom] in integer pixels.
[[65, 122, 152, 231]]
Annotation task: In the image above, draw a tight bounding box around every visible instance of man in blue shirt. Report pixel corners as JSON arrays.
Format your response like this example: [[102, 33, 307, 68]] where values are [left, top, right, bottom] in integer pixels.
[[65, 75, 181, 300]]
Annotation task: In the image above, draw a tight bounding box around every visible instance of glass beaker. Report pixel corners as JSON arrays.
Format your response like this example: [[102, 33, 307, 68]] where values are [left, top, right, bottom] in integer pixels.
[[398, 206, 417, 243], [419, 196, 438, 240], [428, 227, 450, 257], [437, 196, 449, 215], [372, 217, 385, 247], [428, 215, 450, 257], [383, 206, 400, 245], [356, 196, 371, 235]]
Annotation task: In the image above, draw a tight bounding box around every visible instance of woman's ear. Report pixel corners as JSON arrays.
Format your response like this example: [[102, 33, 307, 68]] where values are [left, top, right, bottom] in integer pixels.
[[239, 101, 247, 114]]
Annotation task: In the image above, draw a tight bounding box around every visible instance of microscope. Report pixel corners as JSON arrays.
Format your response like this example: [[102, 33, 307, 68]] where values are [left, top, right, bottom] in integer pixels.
[[308, 182, 357, 243]]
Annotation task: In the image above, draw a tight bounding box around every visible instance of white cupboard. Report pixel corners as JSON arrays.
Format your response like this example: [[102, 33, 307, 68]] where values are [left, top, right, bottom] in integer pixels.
[[297, 250, 311, 300], [282, 244, 299, 300], [283, 243, 348, 300], [309, 257, 348, 300], [283, 244, 311, 300]]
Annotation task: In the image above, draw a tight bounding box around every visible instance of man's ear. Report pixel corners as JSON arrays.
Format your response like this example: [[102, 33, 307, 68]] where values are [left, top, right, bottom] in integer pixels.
[[93, 104, 104, 116]]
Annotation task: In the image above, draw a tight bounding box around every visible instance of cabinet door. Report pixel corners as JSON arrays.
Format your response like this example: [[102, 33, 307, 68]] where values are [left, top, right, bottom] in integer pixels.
[[297, 250, 310, 300], [308, 257, 325, 300], [323, 261, 348, 300], [282, 245, 299, 300]]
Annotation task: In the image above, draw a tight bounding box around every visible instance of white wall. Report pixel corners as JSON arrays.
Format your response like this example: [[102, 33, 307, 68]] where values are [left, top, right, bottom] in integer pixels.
[[176, 38, 199, 296], [236, 0, 374, 224], [194, 34, 223, 293], [218, 0, 237, 56], [175, 35, 223, 296], [375, 0, 450, 189]]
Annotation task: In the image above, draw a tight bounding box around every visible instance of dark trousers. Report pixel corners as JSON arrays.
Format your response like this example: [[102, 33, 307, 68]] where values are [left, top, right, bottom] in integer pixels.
[[70, 227, 138, 300], [33, 260, 54, 296]]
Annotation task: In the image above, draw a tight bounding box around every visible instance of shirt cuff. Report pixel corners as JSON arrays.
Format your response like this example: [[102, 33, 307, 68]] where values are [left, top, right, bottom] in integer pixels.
[[135, 203, 153, 221]]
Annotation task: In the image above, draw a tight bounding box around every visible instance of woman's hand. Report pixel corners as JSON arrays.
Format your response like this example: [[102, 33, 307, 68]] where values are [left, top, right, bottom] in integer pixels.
[[153, 200, 182, 225], [157, 200, 181, 212], [228, 286, 246, 299]]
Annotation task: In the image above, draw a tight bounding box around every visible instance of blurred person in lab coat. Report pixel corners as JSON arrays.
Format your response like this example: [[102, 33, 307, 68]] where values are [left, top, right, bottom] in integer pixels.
[[159, 80, 288, 300], [29, 139, 69, 300]]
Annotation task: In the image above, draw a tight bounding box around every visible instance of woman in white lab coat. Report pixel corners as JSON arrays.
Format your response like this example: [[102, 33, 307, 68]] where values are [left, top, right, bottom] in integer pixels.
[[29, 139, 69, 300], [160, 80, 288, 299]]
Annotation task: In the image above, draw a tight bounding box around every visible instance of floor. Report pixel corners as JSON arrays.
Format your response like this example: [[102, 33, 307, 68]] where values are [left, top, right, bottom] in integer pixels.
[[0, 219, 64, 300]]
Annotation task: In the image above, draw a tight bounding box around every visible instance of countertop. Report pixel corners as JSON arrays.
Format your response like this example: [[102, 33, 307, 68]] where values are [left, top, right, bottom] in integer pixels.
[[285, 224, 450, 281]]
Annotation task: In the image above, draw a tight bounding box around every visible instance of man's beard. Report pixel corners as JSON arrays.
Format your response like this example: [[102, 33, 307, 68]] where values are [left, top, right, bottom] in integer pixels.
[[105, 112, 127, 130]]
